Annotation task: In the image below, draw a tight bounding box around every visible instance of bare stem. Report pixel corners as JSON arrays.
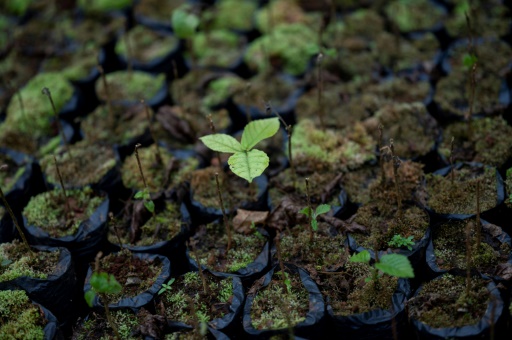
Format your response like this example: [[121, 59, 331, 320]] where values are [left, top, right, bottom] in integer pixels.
[[53, 155, 71, 216], [141, 99, 163, 166], [109, 212, 124, 250], [42, 87, 72, 157], [134, 143, 148, 189], [378, 124, 385, 185], [123, 27, 133, 76], [244, 83, 252, 123], [316, 53, 325, 130], [305, 178, 314, 242], [476, 179, 481, 250], [449, 136, 455, 186], [274, 232, 289, 295], [389, 139, 402, 216], [215, 173, 231, 253], [97, 65, 114, 123], [189, 241, 209, 295], [207, 114, 223, 168]]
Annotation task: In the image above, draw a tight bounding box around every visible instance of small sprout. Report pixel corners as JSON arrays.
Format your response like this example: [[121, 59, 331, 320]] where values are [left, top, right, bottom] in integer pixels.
[[299, 204, 330, 232], [171, 5, 199, 39], [463, 53, 478, 69], [158, 278, 176, 295], [200, 117, 280, 183], [134, 188, 155, 214], [388, 234, 415, 251], [349, 250, 414, 283], [84, 272, 122, 307]]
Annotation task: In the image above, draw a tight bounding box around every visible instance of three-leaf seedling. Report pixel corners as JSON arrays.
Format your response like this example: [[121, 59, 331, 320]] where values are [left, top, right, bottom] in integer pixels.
[[299, 204, 330, 232], [200, 117, 280, 183], [349, 250, 414, 283], [158, 278, 176, 295], [388, 234, 415, 251]]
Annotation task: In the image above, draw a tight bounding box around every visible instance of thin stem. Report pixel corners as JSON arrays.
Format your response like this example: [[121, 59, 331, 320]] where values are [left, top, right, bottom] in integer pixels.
[[123, 27, 133, 76], [41, 87, 72, 157], [97, 65, 114, 123], [378, 124, 385, 185], [95, 252, 120, 340], [134, 143, 148, 189], [449, 136, 455, 186], [141, 99, 163, 166], [54, 155, 71, 216], [109, 212, 124, 250], [244, 83, 252, 123], [389, 139, 402, 217], [475, 179, 481, 250], [274, 232, 289, 295], [316, 53, 325, 130], [207, 114, 223, 168], [305, 178, 314, 242], [215, 173, 231, 253], [0, 167, 32, 253], [190, 241, 208, 295]]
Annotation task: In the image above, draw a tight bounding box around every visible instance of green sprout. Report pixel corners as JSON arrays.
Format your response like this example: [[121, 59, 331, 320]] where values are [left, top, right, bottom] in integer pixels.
[[158, 278, 176, 295], [171, 4, 200, 39], [200, 117, 280, 183], [388, 234, 415, 251], [299, 204, 330, 232], [463, 53, 478, 69], [350, 250, 414, 283], [134, 188, 155, 214], [84, 272, 122, 307]]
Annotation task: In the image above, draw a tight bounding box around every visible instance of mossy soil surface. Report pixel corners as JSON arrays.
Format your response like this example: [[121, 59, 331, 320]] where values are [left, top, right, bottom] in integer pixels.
[[0, 240, 60, 282], [159, 271, 234, 325], [191, 222, 266, 273], [0, 153, 25, 193], [408, 274, 491, 328], [95, 71, 165, 103], [0, 290, 47, 339]]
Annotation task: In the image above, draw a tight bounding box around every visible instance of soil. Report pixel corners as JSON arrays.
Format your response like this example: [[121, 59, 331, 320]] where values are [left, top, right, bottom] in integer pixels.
[[23, 187, 104, 237], [424, 164, 498, 215], [232, 73, 297, 110], [134, 0, 185, 22], [407, 273, 491, 328], [191, 222, 266, 273], [249, 268, 309, 330], [0, 240, 60, 282], [159, 271, 234, 325], [40, 141, 116, 188], [340, 164, 380, 205], [99, 249, 163, 303], [314, 262, 398, 316], [431, 218, 511, 276]]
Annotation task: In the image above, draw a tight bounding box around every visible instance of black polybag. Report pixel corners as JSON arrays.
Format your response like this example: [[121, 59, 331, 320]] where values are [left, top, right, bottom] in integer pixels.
[[0, 245, 76, 328], [84, 252, 171, 312], [243, 263, 325, 339]]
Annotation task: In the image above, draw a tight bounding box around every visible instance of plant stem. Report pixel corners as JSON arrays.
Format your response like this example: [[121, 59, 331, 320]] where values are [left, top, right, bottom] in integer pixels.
[[53, 155, 71, 216], [378, 124, 385, 186], [207, 114, 223, 168], [95, 252, 120, 340], [316, 53, 325, 130], [0, 167, 32, 253], [189, 241, 208, 295], [305, 177, 314, 242], [41, 87, 72, 157], [123, 27, 133, 76], [389, 139, 402, 217], [109, 212, 124, 250], [141, 99, 163, 166], [449, 136, 455, 186], [244, 82, 252, 123], [475, 179, 481, 250], [215, 172, 231, 253], [134, 143, 148, 189], [274, 232, 289, 295], [97, 65, 114, 125]]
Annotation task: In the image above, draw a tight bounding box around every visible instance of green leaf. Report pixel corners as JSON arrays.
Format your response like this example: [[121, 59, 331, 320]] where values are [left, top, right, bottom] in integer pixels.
[[349, 250, 371, 264], [144, 200, 155, 213], [200, 134, 243, 153], [171, 7, 199, 39], [299, 207, 312, 217], [375, 253, 415, 278], [84, 290, 96, 308], [228, 149, 269, 183], [463, 53, 478, 69], [240, 117, 280, 151], [134, 191, 144, 199], [90, 272, 122, 294], [311, 219, 318, 232], [315, 204, 330, 216]]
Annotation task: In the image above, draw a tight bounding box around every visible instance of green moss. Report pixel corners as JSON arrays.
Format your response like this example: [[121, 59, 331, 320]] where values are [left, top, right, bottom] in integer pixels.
[[250, 270, 309, 330], [42, 46, 99, 81], [0, 241, 60, 282], [121, 144, 198, 192], [245, 23, 319, 76], [40, 141, 116, 188], [116, 25, 178, 63], [4, 72, 73, 137], [203, 75, 245, 109], [255, 0, 318, 34], [95, 71, 165, 103], [205, 0, 258, 31], [192, 29, 244, 68], [23, 187, 104, 237], [408, 274, 490, 328], [0, 290, 45, 339], [78, 0, 131, 12], [232, 73, 296, 109], [385, 0, 445, 33], [74, 309, 139, 340], [1, 0, 31, 16], [0, 153, 25, 193]]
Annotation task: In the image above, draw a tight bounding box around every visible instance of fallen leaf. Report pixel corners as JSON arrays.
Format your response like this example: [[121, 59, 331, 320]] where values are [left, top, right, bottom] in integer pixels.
[[232, 209, 269, 234]]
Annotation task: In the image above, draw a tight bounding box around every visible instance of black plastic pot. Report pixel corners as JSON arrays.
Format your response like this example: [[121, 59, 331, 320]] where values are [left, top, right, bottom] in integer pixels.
[[242, 263, 325, 339], [84, 252, 171, 312], [22, 195, 110, 263], [326, 278, 411, 340], [0, 245, 76, 327], [409, 270, 504, 339], [37, 300, 61, 340]]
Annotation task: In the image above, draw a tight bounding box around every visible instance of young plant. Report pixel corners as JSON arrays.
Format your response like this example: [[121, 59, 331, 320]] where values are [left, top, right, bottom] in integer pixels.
[[199, 117, 280, 183], [158, 278, 176, 295], [41, 87, 71, 156], [388, 234, 415, 251], [349, 250, 414, 284], [299, 203, 330, 238], [133, 144, 155, 215]]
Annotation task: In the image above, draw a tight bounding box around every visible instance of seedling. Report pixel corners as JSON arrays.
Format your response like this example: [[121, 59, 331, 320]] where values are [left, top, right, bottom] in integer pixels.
[[172, 4, 199, 67], [274, 232, 290, 296], [381, 139, 402, 216], [200, 117, 280, 183], [266, 102, 295, 185], [141, 99, 163, 167], [316, 52, 325, 130], [349, 250, 414, 285], [215, 172, 232, 253], [85, 252, 122, 340], [109, 212, 125, 250], [53, 155, 71, 216], [378, 124, 386, 185], [133, 144, 155, 215], [41, 87, 71, 156], [299, 179, 330, 241], [207, 114, 222, 168], [388, 234, 415, 251], [157, 278, 176, 295], [188, 240, 208, 295], [97, 64, 114, 122]]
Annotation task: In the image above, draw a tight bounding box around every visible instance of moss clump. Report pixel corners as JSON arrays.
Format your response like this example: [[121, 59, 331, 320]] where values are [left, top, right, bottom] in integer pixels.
[[439, 117, 512, 167], [255, 0, 316, 34], [3, 72, 73, 137], [82, 104, 150, 145], [203, 75, 245, 109], [385, 0, 445, 33], [366, 77, 431, 104], [78, 0, 131, 12], [204, 0, 258, 31], [0, 290, 46, 339], [352, 203, 429, 251], [40, 141, 116, 188], [116, 25, 178, 63], [41, 46, 99, 81], [250, 269, 309, 330], [193, 222, 266, 273], [162, 271, 233, 324], [425, 165, 498, 215], [245, 23, 319, 76], [446, 39, 512, 75], [134, 0, 185, 22], [95, 71, 165, 103], [23, 187, 104, 237], [292, 119, 375, 173], [0, 153, 25, 194], [232, 73, 296, 109], [192, 30, 244, 69], [121, 144, 197, 192], [73, 309, 140, 340], [408, 274, 490, 328], [0, 241, 60, 282]]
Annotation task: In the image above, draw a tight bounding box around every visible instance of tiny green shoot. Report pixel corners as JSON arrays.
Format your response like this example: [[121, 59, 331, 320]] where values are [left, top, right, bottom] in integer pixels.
[[134, 188, 155, 214], [84, 272, 122, 307], [171, 5, 199, 39], [388, 234, 415, 251], [349, 250, 414, 283], [158, 278, 176, 295], [199, 117, 280, 183], [463, 53, 478, 69], [299, 204, 330, 232]]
